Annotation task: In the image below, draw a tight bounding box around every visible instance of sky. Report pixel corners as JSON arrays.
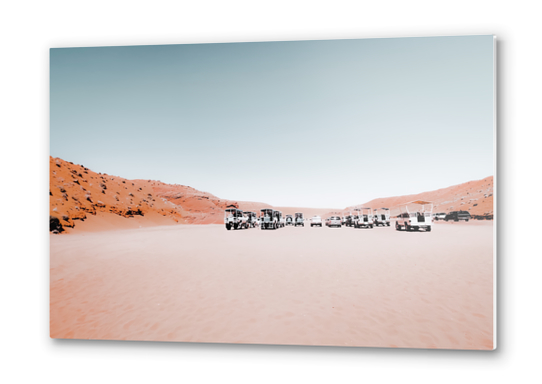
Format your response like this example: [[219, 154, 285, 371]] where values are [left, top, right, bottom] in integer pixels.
[[50, 35, 494, 208]]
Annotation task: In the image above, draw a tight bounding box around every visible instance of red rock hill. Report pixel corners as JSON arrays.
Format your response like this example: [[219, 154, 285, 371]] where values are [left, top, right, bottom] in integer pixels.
[[49, 157, 268, 232], [333, 176, 494, 219]]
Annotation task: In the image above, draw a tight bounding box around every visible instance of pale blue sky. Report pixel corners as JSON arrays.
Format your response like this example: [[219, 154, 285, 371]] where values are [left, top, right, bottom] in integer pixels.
[[50, 36, 494, 208]]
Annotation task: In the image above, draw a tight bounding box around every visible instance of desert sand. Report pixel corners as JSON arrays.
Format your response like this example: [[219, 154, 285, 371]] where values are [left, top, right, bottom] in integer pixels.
[[50, 220, 493, 349]]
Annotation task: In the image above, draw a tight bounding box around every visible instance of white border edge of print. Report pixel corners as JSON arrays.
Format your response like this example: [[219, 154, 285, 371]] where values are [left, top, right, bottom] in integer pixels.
[[493, 34, 497, 351], [49, 33, 497, 49]]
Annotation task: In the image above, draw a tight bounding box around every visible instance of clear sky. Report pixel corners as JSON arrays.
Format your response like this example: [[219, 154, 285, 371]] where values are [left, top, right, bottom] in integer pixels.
[[50, 35, 494, 208]]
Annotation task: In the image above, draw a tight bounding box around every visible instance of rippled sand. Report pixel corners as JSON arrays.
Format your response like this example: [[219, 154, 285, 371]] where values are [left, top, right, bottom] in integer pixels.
[[50, 220, 494, 349]]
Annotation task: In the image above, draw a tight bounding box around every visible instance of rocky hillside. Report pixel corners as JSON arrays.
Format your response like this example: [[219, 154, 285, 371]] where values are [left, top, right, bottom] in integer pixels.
[[339, 176, 494, 219], [49, 157, 263, 232]]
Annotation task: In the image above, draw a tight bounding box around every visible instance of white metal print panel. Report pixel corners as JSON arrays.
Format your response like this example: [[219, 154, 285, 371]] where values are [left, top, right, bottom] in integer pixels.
[[50, 35, 496, 349]]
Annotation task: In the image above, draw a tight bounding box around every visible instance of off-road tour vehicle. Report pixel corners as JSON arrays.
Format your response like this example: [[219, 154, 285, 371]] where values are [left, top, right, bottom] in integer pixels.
[[260, 208, 278, 230], [285, 214, 294, 226], [354, 207, 374, 228], [294, 212, 304, 226], [224, 208, 248, 230], [350, 209, 360, 228], [373, 208, 391, 226], [244, 211, 258, 228], [276, 211, 285, 228], [395, 201, 433, 232], [433, 212, 446, 221]]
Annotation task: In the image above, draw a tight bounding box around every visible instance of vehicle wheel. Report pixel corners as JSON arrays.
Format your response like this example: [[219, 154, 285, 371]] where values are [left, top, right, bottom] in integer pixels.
[[395, 222, 400, 230], [466, 219, 469, 222], [455, 219, 459, 222], [387, 222, 390, 226], [234, 223, 238, 230], [370, 224, 373, 228], [406, 225, 411, 232], [226, 224, 231, 230], [427, 226, 432, 232]]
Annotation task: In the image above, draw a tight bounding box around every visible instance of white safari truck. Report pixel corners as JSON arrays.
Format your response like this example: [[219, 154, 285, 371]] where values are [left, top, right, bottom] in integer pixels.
[[294, 212, 304, 227], [278, 211, 286, 228], [349, 209, 360, 227], [373, 208, 391, 227], [244, 211, 258, 228], [395, 201, 433, 232], [224, 208, 248, 230], [354, 207, 374, 228], [285, 214, 294, 226], [260, 208, 278, 230]]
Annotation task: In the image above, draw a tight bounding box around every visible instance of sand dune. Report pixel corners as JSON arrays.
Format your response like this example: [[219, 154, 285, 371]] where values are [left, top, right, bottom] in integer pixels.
[[50, 221, 494, 349]]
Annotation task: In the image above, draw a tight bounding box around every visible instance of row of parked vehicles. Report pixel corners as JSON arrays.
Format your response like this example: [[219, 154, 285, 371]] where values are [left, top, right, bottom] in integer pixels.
[[335, 208, 391, 228], [224, 207, 305, 230], [225, 201, 455, 232], [319, 202, 434, 232], [313, 208, 392, 229], [224, 206, 393, 231]]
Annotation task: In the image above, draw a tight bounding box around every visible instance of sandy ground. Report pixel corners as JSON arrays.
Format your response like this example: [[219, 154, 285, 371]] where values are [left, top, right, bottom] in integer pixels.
[[50, 220, 494, 349]]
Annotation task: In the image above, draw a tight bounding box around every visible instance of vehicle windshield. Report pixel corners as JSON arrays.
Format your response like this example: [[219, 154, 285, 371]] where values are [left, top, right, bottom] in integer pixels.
[[225, 209, 242, 217], [260, 209, 273, 217]]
